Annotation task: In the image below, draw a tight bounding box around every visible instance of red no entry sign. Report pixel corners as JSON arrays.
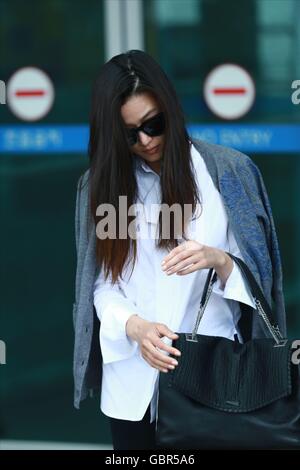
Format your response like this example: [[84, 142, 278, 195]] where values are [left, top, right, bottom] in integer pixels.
[[7, 67, 55, 121], [204, 63, 255, 120]]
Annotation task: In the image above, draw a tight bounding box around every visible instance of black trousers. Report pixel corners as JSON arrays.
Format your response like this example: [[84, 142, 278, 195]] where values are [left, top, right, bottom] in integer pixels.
[[109, 405, 158, 450]]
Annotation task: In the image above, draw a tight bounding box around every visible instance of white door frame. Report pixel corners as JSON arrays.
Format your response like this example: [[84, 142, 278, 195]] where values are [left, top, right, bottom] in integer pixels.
[[104, 0, 144, 62]]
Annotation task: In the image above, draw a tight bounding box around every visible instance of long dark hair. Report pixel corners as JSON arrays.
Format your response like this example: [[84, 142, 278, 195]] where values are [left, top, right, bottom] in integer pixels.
[[88, 50, 200, 284]]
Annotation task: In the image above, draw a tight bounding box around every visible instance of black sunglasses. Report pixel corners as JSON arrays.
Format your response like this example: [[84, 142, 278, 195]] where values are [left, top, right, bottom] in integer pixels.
[[125, 112, 165, 146]]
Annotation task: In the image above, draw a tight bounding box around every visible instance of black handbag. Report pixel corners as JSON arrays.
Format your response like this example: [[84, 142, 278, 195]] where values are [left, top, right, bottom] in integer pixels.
[[155, 254, 300, 449]]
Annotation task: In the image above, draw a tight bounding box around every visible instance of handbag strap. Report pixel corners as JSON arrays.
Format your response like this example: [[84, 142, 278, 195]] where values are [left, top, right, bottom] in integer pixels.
[[190, 253, 285, 344]]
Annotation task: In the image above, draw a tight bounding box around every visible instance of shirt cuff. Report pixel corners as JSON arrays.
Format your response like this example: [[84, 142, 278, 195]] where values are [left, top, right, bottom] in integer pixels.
[[94, 286, 140, 364], [212, 261, 256, 309]]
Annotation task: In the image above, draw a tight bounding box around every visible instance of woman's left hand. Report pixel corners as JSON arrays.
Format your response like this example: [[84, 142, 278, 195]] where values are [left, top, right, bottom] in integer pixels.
[[161, 240, 234, 286]]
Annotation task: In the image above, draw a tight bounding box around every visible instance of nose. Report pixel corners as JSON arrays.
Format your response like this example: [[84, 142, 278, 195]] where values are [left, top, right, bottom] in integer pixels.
[[138, 130, 152, 147]]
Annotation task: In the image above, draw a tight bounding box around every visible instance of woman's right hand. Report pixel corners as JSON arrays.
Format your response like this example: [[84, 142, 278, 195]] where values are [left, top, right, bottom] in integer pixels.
[[125, 314, 181, 373]]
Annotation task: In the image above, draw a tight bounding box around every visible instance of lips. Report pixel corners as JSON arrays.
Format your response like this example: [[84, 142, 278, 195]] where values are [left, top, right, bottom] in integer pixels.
[[145, 145, 159, 154]]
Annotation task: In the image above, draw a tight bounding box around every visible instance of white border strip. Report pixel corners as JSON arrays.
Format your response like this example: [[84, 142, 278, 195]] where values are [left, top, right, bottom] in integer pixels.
[[0, 440, 113, 450]]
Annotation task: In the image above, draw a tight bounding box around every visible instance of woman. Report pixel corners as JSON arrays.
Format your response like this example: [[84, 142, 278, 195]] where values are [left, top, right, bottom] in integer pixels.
[[73, 50, 286, 450]]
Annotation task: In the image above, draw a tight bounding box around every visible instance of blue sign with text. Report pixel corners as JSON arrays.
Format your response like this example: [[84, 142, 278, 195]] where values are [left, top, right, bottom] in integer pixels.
[[0, 124, 299, 154]]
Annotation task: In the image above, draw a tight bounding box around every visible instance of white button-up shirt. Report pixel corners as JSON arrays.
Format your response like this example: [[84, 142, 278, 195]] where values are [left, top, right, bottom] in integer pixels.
[[93, 143, 255, 422]]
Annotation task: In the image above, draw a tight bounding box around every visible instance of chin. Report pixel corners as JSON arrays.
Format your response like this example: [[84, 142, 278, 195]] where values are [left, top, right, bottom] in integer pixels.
[[144, 149, 162, 159], [144, 153, 161, 161]]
